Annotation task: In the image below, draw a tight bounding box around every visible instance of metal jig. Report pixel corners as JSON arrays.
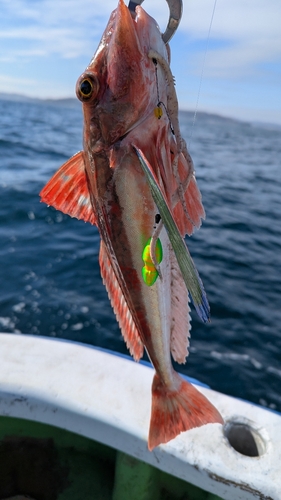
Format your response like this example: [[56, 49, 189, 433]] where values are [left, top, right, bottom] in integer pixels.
[[128, 0, 183, 43]]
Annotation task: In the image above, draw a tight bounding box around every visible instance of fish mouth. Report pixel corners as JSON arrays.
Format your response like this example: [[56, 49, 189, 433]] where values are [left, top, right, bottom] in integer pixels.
[[128, 0, 183, 43], [128, 0, 145, 19]]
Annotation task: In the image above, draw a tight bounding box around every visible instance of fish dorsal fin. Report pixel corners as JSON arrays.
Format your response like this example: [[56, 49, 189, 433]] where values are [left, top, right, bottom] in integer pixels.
[[40, 151, 97, 225], [172, 152, 205, 237], [99, 240, 144, 362], [170, 248, 191, 364]]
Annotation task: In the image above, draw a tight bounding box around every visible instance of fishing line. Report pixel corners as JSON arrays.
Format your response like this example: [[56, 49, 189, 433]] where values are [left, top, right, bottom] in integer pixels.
[[188, 0, 218, 148], [152, 58, 174, 130], [152, 57, 176, 137]]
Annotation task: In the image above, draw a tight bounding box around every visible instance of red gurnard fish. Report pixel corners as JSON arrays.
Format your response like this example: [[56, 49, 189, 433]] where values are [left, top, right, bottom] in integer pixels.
[[40, 0, 223, 450]]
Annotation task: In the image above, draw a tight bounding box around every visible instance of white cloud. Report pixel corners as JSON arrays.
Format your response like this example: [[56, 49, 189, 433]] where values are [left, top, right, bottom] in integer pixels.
[[0, 0, 110, 60], [181, 0, 281, 38], [179, 0, 281, 78], [202, 40, 279, 80], [1, 0, 280, 70], [0, 26, 90, 60]]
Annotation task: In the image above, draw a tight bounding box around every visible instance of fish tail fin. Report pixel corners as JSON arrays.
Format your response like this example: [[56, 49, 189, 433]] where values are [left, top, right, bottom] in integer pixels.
[[148, 372, 223, 451]]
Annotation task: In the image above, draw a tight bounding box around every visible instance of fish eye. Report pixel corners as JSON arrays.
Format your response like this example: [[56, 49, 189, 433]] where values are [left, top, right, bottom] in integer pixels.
[[80, 79, 92, 96], [76, 73, 99, 102]]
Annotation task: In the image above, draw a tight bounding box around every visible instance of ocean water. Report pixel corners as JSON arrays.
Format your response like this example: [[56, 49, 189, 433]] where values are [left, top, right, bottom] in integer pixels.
[[1, 96, 281, 411]]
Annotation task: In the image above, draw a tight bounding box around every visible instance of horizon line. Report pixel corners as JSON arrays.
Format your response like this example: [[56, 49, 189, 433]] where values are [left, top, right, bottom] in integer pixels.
[[1, 91, 280, 130]]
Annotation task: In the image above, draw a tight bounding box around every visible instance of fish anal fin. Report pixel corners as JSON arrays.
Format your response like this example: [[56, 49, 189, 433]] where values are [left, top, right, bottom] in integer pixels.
[[99, 241, 144, 362], [170, 250, 191, 364], [40, 151, 97, 225], [148, 372, 224, 450]]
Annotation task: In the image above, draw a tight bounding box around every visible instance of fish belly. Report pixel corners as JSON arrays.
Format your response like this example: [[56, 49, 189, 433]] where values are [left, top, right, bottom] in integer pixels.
[[110, 150, 175, 386]]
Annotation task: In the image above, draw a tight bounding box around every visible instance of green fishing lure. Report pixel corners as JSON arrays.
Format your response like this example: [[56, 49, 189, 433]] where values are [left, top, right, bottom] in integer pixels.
[[142, 237, 163, 286]]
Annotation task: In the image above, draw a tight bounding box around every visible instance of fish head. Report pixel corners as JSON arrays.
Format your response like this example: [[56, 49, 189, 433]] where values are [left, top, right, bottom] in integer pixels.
[[76, 0, 169, 153]]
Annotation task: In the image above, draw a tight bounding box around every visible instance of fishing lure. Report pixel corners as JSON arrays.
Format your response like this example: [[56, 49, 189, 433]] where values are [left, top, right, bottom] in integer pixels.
[[142, 237, 163, 286]]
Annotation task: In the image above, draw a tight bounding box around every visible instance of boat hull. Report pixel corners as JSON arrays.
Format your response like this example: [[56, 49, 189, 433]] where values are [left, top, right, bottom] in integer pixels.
[[0, 333, 280, 500]]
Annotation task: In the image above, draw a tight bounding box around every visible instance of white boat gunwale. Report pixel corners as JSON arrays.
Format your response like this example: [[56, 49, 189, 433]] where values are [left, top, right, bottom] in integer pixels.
[[0, 333, 280, 500]]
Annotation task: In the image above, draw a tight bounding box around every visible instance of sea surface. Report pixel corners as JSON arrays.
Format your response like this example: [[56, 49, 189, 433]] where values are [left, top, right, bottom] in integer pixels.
[[1, 96, 281, 411]]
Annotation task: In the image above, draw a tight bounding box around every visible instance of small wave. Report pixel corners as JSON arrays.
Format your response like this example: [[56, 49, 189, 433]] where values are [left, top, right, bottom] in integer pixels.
[[0, 316, 21, 333], [210, 351, 262, 370], [267, 366, 281, 379], [71, 323, 84, 331], [0, 137, 68, 161], [12, 302, 26, 313]]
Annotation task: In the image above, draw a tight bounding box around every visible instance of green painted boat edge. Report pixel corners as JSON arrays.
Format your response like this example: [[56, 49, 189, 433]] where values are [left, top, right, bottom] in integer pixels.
[[0, 416, 222, 500]]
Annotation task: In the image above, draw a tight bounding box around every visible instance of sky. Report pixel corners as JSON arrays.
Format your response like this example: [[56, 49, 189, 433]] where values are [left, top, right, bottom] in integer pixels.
[[1, 0, 281, 124]]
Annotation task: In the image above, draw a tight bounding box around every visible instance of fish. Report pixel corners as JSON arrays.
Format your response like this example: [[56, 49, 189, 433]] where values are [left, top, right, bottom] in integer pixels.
[[40, 0, 223, 450]]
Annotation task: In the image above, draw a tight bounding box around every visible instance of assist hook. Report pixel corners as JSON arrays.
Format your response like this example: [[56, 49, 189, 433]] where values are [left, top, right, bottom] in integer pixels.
[[128, 0, 183, 43]]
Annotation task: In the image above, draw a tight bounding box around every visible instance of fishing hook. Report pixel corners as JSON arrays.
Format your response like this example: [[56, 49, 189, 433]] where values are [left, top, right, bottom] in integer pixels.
[[128, 0, 183, 43]]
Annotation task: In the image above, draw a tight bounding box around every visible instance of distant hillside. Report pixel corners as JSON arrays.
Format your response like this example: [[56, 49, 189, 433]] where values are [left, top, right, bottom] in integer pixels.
[[1, 92, 280, 131], [44, 97, 80, 108], [0, 92, 231, 120], [0, 92, 79, 108]]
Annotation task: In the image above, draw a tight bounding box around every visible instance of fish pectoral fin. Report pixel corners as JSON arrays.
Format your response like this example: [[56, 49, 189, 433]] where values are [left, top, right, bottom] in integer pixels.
[[40, 151, 97, 225], [99, 240, 144, 362]]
